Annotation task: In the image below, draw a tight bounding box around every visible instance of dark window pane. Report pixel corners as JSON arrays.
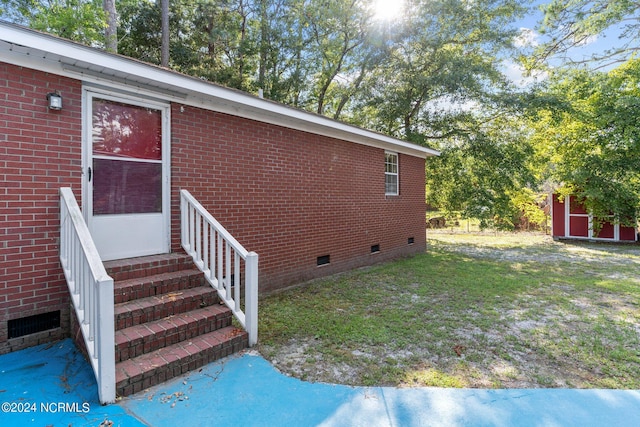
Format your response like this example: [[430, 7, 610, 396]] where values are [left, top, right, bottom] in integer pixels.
[[386, 175, 398, 194], [93, 158, 162, 215]]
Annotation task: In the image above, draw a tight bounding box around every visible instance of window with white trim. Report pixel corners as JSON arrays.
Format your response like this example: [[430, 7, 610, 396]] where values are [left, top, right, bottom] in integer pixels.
[[385, 151, 398, 195]]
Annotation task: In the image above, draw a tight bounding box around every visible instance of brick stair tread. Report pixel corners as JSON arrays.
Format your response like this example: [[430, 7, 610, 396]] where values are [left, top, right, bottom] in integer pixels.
[[105, 253, 194, 281], [114, 286, 219, 329], [114, 268, 206, 303], [115, 326, 248, 394], [115, 304, 233, 361]]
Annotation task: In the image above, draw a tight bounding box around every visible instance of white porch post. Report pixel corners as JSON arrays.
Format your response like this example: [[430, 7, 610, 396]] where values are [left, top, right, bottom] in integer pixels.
[[245, 252, 259, 347]]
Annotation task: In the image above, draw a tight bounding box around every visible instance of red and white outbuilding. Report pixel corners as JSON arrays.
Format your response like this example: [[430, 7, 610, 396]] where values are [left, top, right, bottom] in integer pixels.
[[551, 194, 638, 242]]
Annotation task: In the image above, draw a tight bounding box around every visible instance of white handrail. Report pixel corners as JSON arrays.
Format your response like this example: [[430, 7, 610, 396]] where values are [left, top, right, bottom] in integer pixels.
[[59, 187, 115, 404], [180, 189, 258, 346]]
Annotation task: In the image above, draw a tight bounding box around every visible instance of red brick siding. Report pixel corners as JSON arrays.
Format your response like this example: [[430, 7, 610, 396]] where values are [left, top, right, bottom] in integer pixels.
[[171, 104, 426, 293], [1, 62, 427, 354], [0, 64, 82, 353]]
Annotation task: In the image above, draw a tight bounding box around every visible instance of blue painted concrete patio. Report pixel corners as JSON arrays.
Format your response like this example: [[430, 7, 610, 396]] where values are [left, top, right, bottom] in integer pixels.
[[1, 339, 639, 426]]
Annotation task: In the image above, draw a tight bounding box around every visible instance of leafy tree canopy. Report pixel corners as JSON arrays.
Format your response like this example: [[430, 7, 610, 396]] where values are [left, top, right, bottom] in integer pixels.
[[534, 0, 640, 70], [1, 0, 106, 45], [530, 59, 640, 226]]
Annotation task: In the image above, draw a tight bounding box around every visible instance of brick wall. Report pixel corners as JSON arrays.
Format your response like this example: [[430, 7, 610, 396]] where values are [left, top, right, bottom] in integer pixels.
[[1, 62, 427, 354], [171, 104, 427, 293], [0, 64, 82, 354]]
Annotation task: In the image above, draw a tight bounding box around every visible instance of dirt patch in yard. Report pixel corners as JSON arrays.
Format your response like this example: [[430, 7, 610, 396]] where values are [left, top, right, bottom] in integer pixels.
[[430, 232, 640, 272], [258, 232, 640, 389]]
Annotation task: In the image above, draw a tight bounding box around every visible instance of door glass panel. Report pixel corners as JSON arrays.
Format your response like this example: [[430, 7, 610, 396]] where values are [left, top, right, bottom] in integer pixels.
[[93, 158, 162, 215], [92, 99, 162, 160], [92, 98, 163, 215]]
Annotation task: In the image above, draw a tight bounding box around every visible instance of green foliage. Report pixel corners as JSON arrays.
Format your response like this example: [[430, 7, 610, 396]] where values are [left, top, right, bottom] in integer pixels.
[[426, 115, 539, 230], [1, 0, 106, 45], [352, 0, 529, 140], [306, 0, 358, 106], [254, 0, 310, 105], [531, 60, 640, 227], [117, 0, 258, 90], [509, 188, 548, 230], [535, 0, 640, 69], [2, 0, 529, 124]]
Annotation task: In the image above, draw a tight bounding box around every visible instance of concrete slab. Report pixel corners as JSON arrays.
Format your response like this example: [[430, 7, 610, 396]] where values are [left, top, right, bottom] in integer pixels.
[[0, 339, 143, 426], [2, 339, 640, 426], [122, 351, 640, 427]]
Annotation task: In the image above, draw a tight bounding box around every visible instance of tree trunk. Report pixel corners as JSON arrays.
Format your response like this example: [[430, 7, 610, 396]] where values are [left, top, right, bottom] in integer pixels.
[[258, 0, 268, 94], [161, 0, 170, 67], [238, 0, 247, 90], [103, 0, 117, 53]]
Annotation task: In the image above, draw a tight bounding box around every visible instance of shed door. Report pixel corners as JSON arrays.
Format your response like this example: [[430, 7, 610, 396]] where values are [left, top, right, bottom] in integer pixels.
[[84, 91, 170, 261]]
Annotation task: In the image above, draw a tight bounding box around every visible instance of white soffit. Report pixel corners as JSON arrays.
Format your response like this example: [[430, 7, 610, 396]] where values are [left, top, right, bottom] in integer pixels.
[[0, 22, 439, 158]]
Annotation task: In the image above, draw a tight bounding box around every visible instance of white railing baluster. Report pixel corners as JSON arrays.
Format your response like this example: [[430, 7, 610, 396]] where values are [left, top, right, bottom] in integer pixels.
[[180, 189, 258, 346], [87, 266, 93, 336], [225, 242, 231, 300], [181, 194, 188, 249], [217, 232, 223, 293], [59, 188, 115, 405], [203, 220, 209, 275], [71, 238, 78, 295], [233, 253, 238, 311], [192, 206, 197, 253], [209, 225, 215, 284], [80, 260, 87, 313], [195, 212, 201, 266]]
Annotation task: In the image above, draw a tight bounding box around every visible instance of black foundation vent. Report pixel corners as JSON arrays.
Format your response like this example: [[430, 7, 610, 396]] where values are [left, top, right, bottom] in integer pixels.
[[408, 237, 415, 245], [371, 244, 380, 253], [317, 255, 330, 266], [8, 311, 61, 339]]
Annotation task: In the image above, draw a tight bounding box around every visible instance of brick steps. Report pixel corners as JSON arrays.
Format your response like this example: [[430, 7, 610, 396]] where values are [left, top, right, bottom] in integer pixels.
[[105, 253, 249, 398], [114, 286, 219, 330], [114, 304, 233, 362], [114, 269, 206, 304], [105, 253, 195, 282], [115, 326, 248, 397]]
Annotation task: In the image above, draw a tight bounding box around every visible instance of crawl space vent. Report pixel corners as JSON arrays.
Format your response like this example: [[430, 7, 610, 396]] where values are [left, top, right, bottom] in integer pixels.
[[8, 311, 61, 339], [317, 255, 330, 266]]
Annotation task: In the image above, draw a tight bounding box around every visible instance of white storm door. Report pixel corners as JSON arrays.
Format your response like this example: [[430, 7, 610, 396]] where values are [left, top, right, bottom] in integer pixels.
[[85, 91, 170, 261]]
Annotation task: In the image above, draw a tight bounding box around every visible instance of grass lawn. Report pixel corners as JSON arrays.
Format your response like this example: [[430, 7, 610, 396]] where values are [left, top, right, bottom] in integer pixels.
[[257, 232, 640, 389]]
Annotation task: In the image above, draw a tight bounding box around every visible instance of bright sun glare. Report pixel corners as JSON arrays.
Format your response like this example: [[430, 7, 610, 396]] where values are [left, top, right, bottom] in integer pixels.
[[372, 0, 405, 21]]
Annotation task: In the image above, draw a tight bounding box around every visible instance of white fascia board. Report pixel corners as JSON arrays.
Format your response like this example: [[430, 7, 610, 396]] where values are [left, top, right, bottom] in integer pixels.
[[0, 22, 440, 159]]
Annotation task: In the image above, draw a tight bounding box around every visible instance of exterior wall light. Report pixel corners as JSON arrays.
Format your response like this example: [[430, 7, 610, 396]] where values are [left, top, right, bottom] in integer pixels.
[[47, 92, 63, 110]]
